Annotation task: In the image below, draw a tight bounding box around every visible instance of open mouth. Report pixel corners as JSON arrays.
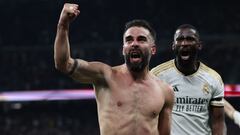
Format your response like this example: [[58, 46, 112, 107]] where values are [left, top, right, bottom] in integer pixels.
[[130, 51, 142, 62], [180, 51, 190, 60]]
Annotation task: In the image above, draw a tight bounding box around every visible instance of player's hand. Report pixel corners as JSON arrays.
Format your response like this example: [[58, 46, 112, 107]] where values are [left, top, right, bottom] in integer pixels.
[[58, 3, 80, 26], [233, 111, 240, 127]]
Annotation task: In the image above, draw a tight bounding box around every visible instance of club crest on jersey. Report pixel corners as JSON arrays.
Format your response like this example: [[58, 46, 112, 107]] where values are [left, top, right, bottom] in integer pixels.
[[202, 83, 210, 95]]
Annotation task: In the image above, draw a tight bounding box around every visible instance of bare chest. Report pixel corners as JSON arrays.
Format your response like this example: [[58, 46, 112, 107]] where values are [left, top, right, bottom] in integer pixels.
[[108, 80, 165, 118]]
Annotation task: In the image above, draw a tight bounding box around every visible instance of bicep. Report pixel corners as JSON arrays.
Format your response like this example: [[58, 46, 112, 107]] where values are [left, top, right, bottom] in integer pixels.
[[158, 105, 172, 135], [210, 104, 226, 134], [210, 97, 225, 123], [70, 59, 111, 84], [210, 105, 225, 122], [158, 85, 174, 134]]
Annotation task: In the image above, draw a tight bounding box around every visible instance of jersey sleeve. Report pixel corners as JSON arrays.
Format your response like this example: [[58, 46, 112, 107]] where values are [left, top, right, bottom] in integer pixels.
[[210, 77, 224, 106]]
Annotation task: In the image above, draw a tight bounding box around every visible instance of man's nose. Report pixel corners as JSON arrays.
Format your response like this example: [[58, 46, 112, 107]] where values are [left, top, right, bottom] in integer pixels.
[[130, 40, 139, 48], [181, 40, 189, 46], [180, 40, 193, 47]]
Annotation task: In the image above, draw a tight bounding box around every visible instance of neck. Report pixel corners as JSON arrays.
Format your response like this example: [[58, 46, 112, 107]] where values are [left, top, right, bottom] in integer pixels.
[[174, 58, 199, 76], [125, 64, 149, 80]]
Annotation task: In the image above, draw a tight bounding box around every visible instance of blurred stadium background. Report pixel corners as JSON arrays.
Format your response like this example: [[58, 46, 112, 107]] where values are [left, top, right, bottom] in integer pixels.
[[0, 0, 239, 134]]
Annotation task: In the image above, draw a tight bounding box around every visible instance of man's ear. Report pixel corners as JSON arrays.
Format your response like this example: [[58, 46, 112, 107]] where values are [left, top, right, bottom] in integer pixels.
[[172, 42, 176, 51], [198, 42, 203, 50], [122, 44, 125, 55], [151, 45, 157, 55]]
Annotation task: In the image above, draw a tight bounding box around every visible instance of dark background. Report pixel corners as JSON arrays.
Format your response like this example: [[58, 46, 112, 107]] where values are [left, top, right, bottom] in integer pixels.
[[0, 0, 239, 134]]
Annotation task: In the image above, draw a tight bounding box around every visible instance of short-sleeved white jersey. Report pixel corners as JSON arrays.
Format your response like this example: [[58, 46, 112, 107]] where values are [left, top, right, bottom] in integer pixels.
[[151, 59, 224, 135]]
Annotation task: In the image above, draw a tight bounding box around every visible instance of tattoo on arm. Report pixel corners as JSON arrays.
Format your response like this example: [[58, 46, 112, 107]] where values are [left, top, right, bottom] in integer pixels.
[[68, 59, 78, 75]]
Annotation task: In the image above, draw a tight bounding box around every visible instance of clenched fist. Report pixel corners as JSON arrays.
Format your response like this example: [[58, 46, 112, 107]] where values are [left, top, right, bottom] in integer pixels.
[[58, 3, 80, 27]]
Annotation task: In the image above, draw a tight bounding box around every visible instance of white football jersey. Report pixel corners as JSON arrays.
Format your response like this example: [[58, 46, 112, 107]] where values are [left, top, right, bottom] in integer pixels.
[[151, 59, 224, 135]]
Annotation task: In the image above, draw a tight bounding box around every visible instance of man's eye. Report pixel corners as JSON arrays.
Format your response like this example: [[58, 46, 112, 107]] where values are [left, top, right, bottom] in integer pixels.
[[138, 36, 147, 42], [176, 37, 184, 41], [185, 37, 196, 41], [176, 36, 196, 42], [125, 36, 133, 42]]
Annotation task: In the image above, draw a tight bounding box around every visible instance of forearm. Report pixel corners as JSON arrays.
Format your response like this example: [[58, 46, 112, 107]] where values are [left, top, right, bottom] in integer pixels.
[[54, 23, 73, 72], [54, 3, 80, 73]]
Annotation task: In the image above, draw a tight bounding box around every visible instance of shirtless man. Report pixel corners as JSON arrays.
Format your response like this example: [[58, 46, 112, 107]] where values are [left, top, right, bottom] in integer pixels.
[[54, 3, 174, 135]]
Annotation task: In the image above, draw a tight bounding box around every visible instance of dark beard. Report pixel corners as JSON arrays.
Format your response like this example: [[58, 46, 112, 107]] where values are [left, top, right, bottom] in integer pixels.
[[124, 51, 150, 72]]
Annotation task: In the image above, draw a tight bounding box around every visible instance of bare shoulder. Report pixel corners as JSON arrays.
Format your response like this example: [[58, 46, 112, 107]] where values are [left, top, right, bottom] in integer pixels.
[[152, 75, 172, 92], [111, 65, 123, 71], [152, 75, 174, 104]]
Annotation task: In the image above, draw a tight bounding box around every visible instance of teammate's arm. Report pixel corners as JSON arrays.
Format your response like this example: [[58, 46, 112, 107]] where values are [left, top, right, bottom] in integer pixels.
[[158, 84, 174, 135], [210, 98, 226, 135], [54, 3, 110, 84], [224, 98, 240, 127]]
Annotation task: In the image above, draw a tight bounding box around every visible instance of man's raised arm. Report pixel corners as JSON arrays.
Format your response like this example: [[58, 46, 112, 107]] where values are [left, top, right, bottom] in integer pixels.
[[54, 3, 80, 74], [54, 3, 111, 84]]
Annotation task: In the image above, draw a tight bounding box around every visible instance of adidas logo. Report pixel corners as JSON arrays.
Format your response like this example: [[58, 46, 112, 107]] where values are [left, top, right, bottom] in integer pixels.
[[173, 85, 179, 92]]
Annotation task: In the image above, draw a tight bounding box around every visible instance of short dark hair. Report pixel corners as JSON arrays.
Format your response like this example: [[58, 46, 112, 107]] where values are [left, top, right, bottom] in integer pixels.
[[176, 24, 200, 39], [124, 19, 156, 43]]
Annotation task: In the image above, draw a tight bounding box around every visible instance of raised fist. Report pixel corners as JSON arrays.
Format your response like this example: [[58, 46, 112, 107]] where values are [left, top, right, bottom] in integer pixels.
[[58, 3, 80, 26]]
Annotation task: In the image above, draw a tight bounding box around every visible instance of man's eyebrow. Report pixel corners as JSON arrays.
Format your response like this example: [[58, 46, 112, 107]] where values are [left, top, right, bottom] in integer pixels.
[[176, 36, 184, 40], [125, 35, 133, 41], [185, 36, 197, 41], [137, 35, 147, 40], [176, 34, 198, 39]]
